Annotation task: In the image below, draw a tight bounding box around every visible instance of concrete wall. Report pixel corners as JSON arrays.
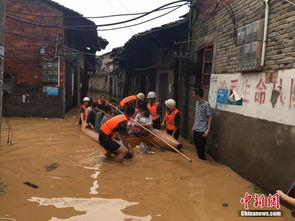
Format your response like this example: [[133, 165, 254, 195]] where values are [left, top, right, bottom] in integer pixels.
[[191, 0, 295, 192], [209, 110, 295, 194], [209, 70, 295, 126], [89, 73, 106, 94], [3, 85, 64, 118]]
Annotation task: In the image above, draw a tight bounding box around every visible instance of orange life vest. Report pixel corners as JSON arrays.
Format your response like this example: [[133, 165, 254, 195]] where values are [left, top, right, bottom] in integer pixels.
[[100, 114, 128, 136], [98, 99, 108, 105], [120, 95, 137, 107], [81, 104, 88, 121], [164, 108, 180, 131], [147, 102, 160, 118]]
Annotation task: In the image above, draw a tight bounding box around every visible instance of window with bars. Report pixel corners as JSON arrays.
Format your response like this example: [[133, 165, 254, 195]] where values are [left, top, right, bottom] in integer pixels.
[[201, 47, 213, 88]]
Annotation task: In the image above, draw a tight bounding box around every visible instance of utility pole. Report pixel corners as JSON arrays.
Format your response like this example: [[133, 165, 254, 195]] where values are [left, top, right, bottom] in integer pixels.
[[0, 0, 5, 144]]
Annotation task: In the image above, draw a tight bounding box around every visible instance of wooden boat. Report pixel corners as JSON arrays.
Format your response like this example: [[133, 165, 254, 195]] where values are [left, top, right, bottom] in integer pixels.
[[81, 123, 181, 151], [81, 122, 98, 142], [146, 129, 181, 151]]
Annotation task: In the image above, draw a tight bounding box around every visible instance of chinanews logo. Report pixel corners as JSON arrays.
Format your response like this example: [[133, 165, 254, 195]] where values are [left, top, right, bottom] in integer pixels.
[[239, 192, 283, 217]]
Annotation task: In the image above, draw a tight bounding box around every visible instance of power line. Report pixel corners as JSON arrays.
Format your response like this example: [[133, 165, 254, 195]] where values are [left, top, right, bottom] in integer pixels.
[[5, 31, 56, 41], [96, 4, 186, 31], [6, 0, 188, 29], [105, 0, 135, 35], [6, 4, 187, 19]]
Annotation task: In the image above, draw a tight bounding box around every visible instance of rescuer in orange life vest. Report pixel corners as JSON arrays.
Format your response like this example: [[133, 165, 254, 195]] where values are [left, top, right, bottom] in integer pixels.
[[119, 93, 145, 110], [161, 99, 181, 140], [147, 91, 162, 130], [99, 105, 135, 163], [97, 95, 108, 107], [79, 97, 90, 125]]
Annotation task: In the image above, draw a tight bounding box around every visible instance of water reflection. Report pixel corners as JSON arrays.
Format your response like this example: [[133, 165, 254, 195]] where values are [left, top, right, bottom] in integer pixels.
[[28, 197, 152, 221]]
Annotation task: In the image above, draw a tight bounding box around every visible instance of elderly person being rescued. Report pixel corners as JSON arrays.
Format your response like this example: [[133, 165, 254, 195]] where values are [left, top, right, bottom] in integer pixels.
[[127, 103, 152, 137]]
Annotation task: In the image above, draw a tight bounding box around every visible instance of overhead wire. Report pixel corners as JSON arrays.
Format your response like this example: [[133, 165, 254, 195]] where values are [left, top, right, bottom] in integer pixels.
[[6, 1, 189, 30], [6, 4, 188, 19], [116, 0, 162, 45], [96, 4, 186, 31], [105, 0, 135, 34]]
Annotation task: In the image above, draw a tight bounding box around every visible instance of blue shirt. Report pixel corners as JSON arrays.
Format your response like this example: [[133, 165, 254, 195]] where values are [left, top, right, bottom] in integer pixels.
[[194, 101, 212, 132]]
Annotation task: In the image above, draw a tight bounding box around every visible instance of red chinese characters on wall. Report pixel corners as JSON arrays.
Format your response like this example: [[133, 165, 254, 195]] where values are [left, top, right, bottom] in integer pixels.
[[230, 79, 238, 90], [255, 79, 267, 104], [242, 79, 251, 103]]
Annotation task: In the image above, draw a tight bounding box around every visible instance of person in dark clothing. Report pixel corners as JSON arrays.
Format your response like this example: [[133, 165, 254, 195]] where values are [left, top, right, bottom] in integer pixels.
[[100, 105, 112, 126], [192, 88, 212, 160], [161, 99, 181, 140], [110, 99, 120, 116], [86, 102, 98, 129], [94, 104, 105, 132]]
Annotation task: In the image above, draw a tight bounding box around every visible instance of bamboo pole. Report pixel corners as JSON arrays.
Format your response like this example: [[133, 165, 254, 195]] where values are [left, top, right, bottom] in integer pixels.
[[103, 99, 192, 162], [94, 99, 165, 152]]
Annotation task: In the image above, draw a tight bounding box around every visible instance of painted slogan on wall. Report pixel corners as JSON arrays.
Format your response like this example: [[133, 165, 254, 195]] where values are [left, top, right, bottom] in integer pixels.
[[208, 69, 295, 126]]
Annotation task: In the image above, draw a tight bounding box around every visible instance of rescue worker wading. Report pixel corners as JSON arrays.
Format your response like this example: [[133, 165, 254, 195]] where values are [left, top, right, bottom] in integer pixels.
[[147, 91, 162, 130], [99, 105, 135, 163], [162, 99, 181, 140], [79, 97, 90, 125], [119, 93, 145, 110]]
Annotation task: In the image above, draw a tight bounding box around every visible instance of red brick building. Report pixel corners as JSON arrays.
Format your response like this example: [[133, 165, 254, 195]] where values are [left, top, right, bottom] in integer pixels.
[[3, 0, 107, 117]]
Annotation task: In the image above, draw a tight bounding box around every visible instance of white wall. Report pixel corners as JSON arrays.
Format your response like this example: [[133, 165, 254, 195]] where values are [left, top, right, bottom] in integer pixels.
[[208, 69, 295, 126]]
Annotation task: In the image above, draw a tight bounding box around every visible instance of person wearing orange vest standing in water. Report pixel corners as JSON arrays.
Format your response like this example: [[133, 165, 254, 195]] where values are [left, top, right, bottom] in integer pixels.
[[99, 105, 135, 163], [79, 97, 90, 125], [119, 93, 145, 110], [161, 99, 181, 140], [147, 91, 162, 130]]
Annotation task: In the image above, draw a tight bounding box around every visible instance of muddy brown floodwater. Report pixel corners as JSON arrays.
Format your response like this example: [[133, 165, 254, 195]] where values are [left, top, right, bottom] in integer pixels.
[[0, 110, 293, 221]]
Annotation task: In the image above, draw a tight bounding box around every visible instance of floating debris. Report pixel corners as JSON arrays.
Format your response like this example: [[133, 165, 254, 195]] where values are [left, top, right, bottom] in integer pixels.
[[24, 182, 39, 189], [45, 163, 60, 172], [222, 203, 229, 207]]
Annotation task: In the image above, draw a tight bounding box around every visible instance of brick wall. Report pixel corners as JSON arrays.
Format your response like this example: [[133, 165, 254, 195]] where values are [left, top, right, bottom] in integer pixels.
[[192, 0, 295, 74], [190, 0, 295, 194], [5, 0, 65, 86]]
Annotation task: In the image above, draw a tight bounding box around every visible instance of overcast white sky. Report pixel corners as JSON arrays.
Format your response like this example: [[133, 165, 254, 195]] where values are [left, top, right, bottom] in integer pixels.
[[53, 0, 189, 55]]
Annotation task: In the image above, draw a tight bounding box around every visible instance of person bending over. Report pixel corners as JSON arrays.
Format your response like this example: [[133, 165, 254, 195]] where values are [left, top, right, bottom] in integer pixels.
[[99, 105, 135, 163]]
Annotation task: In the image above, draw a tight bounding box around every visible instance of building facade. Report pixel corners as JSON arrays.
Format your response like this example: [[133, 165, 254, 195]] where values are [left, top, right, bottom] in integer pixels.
[[189, 0, 295, 193], [4, 0, 107, 117]]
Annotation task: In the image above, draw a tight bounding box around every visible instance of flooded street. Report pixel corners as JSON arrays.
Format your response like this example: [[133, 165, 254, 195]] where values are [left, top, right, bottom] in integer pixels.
[[0, 111, 293, 221]]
